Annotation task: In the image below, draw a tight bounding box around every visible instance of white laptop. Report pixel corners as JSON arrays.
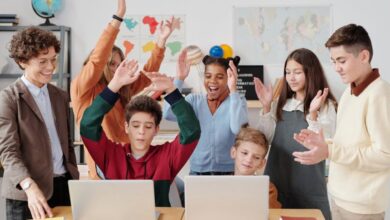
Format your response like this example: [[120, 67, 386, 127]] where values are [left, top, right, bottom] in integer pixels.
[[68, 180, 156, 220], [185, 175, 269, 220]]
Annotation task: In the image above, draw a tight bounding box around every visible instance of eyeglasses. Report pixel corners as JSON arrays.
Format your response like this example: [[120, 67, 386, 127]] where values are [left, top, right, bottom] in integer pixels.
[[32, 56, 58, 69]]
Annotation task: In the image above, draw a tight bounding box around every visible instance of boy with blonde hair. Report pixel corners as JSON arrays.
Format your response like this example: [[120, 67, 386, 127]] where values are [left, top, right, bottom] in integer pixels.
[[231, 125, 281, 208]]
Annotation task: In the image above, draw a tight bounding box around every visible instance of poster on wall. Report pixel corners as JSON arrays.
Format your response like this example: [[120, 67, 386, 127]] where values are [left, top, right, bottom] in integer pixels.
[[116, 14, 186, 63], [233, 5, 331, 65], [237, 65, 263, 100]]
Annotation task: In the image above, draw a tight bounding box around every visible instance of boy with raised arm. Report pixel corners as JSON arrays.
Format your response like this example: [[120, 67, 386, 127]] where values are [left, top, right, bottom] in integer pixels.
[[80, 56, 201, 207]]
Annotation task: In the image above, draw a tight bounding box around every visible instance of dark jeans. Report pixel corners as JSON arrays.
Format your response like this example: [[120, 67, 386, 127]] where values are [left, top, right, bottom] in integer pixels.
[[6, 174, 71, 220]]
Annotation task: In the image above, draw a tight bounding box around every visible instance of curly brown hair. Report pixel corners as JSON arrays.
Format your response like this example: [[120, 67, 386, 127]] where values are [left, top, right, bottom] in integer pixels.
[[125, 95, 162, 125], [8, 26, 60, 69]]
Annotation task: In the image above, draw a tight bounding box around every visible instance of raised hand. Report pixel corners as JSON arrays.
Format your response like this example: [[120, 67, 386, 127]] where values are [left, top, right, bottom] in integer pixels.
[[108, 59, 140, 92], [227, 60, 238, 93], [143, 71, 176, 94], [157, 16, 175, 48], [309, 88, 329, 120], [111, 0, 126, 28], [116, 0, 126, 18], [24, 179, 53, 219], [253, 77, 273, 113], [292, 129, 328, 165], [176, 49, 190, 81]]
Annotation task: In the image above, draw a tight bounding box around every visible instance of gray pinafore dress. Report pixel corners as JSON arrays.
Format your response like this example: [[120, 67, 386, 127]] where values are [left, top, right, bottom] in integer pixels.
[[264, 110, 331, 220]]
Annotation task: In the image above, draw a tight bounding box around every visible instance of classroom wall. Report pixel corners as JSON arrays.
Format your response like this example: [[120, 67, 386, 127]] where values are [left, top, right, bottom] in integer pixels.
[[1, 0, 389, 218], [1, 0, 390, 99]]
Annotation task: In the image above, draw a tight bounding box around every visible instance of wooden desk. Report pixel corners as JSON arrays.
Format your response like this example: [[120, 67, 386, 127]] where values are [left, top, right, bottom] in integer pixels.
[[49, 206, 324, 220], [49, 206, 184, 220], [181, 209, 324, 220], [269, 209, 324, 220]]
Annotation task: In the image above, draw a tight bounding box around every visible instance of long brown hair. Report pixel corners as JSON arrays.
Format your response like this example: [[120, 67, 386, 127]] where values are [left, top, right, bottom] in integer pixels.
[[83, 45, 132, 107], [276, 48, 337, 121]]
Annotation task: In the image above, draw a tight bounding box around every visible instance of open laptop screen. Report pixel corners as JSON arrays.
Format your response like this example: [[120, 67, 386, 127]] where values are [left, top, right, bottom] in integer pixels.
[[185, 175, 269, 220], [68, 180, 156, 220]]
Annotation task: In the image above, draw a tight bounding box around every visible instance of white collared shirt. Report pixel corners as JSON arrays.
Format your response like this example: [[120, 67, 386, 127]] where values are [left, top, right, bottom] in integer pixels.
[[256, 97, 337, 143], [21, 76, 66, 175]]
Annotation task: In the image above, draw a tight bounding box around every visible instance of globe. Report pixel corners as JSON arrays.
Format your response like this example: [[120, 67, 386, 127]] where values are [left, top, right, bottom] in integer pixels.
[[32, 0, 62, 26]]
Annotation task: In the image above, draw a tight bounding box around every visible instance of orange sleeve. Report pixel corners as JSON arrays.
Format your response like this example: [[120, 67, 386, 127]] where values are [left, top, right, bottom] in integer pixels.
[[71, 24, 120, 126], [269, 182, 282, 208], [144, 45, 165, 72], [73, 24, 119, 97]]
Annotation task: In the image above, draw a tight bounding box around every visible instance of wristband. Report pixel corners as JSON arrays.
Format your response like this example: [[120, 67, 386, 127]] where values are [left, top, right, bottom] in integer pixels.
[[112, 14, 123, 22]]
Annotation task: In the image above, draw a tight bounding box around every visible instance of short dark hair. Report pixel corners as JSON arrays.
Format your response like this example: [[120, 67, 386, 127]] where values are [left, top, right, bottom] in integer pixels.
[[233, 125, 269, 158], [125, 95, 162, 125], [8, 26, 61, 69], [202, 55, 241, 71], [325, 24, 373, 62]]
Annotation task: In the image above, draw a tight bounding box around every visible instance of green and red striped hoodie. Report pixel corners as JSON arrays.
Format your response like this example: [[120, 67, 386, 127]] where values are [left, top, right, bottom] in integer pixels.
[[80, 87, 200, 207]]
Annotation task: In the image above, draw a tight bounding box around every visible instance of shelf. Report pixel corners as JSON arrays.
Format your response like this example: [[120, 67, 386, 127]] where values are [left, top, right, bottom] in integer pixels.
[[0, 25, 71, 32], [0, 73, 70, 78]]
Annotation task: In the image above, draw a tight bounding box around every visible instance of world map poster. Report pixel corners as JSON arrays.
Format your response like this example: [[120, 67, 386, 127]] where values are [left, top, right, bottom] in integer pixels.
[[233, 6, 331, 65], [116, 14, 186, 62]]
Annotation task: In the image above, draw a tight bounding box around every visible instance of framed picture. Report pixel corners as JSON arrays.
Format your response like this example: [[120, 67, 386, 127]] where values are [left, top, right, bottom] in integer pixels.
[[237, 65, 263, 100]]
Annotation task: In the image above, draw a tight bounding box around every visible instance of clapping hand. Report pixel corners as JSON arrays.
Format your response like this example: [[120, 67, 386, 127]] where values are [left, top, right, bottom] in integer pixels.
[[227, 60, 238, 93], [108, 59, 140, 92], [292, 129, 328, 165], [253, 77, 273, 113], [143, 71, 176, 94], [176, 49, 190, 81], [309, 88, 329, 120]]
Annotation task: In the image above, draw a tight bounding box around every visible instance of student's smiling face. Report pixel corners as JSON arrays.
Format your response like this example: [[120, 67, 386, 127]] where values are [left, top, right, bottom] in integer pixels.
[[125, 112, 159, 157], [20, 46, 57, 88], [231, 141, 267, 176], [203, 64, 229, 100]]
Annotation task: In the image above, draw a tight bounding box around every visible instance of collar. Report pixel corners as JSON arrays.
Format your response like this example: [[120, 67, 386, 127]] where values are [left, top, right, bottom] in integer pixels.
[[21, 75, 48, 98], [283, 97, 304, 112], [351, 68, 380, 96]]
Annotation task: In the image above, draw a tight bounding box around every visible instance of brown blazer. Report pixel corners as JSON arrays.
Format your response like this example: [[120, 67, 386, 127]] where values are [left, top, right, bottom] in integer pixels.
[[0, 79, 79, 201]]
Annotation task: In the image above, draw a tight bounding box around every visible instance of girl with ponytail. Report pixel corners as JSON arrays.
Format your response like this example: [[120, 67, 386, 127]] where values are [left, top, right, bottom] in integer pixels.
[[163, 51, 248, 176]]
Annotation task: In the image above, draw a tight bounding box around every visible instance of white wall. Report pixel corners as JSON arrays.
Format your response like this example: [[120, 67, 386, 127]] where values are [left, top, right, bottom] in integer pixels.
[[1, 0, 390, 98], [1, 0, 389, 218]]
